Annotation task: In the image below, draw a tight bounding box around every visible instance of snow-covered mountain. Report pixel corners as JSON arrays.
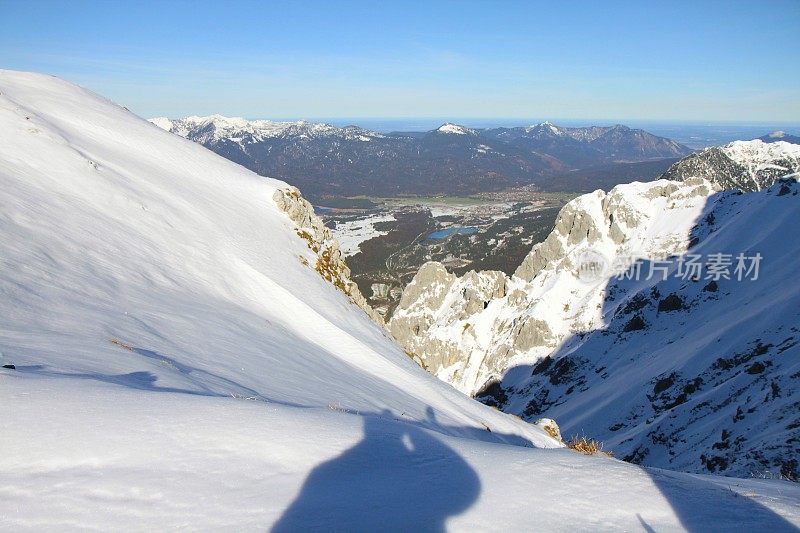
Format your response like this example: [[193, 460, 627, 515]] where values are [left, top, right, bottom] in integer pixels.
[[389, 176, 800, 479], [488, 122, 690, 166], [2, 71, 798, 529], [521, 122, 653, 144], [435, 122, 479, 136], [152, 114, 385, 145], [152, 115, 690, 200], [660, 139, 800, 191]]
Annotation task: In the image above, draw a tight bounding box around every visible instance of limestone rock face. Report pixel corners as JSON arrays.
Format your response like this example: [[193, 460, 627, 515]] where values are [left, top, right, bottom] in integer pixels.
[[514, 232, 565, 282], [389, 176, 800, 479], [388, 262, 458, 369], [273, 187, 383, 324], [394, 261, 457, 315], [390, 263, 516, 375], [389, 178, 722, 395]]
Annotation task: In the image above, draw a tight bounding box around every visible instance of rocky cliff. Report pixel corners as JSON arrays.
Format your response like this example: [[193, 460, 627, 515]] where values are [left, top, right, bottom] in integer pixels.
[[389, 176, 800, 478]]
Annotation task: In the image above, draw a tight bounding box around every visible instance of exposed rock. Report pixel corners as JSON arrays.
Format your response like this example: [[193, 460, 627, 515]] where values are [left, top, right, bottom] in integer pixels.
[[513, 317, 556, 351], [514, 232, 565, 282], [534, 418, 562, 442], [392, 179, 716, 394], [474, 379, 508, 408], [557, 192, 605, 246], [273, 187, 382, 324], [457, 270, 507, 319], [703, 280, 718, 292], [388, 176, 800, 478], [394, 262, 457, 316], [623, 315, 647, 332], [388, 262, 458, 363], [658, 294, 685, 313]]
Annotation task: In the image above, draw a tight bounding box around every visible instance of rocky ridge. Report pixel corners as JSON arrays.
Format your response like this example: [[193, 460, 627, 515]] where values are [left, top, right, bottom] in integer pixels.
[[660, 139, 800, 192], [389, 176, 800, 478]]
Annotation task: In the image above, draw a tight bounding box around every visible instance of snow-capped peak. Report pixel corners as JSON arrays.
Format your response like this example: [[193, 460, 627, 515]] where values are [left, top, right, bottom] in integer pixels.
[[148, 116, 173, 130], [660, 138, 800, 192], [436, 123, 477, 135], [525, 121, 564, 136]]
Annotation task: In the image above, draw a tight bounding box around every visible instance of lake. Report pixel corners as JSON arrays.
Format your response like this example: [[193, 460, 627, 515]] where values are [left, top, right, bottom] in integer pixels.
[[426, 227, 478, 240]]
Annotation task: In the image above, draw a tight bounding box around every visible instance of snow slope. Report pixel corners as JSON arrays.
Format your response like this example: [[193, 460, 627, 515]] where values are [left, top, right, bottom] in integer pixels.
[[1, 71, 798, 530]]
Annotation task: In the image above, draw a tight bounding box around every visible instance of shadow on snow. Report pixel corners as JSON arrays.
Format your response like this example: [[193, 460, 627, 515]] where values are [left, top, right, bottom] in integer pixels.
[[272, 407, 481, 533]]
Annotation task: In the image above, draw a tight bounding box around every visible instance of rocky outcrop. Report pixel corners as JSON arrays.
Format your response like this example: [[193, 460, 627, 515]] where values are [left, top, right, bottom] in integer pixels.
[[273, 187, 383, 324], [391, 179, 720, 393], [389, 263, 516, 376], [513, 191, 605, 281]]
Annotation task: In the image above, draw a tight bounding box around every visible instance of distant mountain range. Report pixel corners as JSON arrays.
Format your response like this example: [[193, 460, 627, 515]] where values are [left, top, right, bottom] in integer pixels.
[[151, 116, 691, 200]]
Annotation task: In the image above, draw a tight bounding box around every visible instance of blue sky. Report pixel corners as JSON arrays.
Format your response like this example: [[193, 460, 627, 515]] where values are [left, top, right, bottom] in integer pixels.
[[1, 0, 798, 121]]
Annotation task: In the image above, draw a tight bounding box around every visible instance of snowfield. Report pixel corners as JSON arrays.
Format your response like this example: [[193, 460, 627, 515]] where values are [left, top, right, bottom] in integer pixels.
[[329, 213, 396, 257], [1, 70, 798, 531]]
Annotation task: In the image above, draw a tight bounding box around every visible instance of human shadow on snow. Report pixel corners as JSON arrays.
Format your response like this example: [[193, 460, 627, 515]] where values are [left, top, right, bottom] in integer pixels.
[[272, 408, 481, 533]]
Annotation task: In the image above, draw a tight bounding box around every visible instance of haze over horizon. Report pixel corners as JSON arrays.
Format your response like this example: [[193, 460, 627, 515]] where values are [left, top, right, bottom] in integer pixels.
[[1, 0, 799, 122]]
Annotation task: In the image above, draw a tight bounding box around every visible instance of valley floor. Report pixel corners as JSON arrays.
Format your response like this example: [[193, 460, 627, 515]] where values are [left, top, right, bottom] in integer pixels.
[[324, 193, 573, 318]]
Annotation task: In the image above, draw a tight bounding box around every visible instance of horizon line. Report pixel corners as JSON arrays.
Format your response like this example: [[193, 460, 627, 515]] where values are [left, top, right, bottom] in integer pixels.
[[153, 115, 800, 127]]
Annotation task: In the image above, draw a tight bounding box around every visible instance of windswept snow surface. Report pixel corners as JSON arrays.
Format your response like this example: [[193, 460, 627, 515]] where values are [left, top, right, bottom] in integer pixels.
[[1, 71, 798, 530]]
